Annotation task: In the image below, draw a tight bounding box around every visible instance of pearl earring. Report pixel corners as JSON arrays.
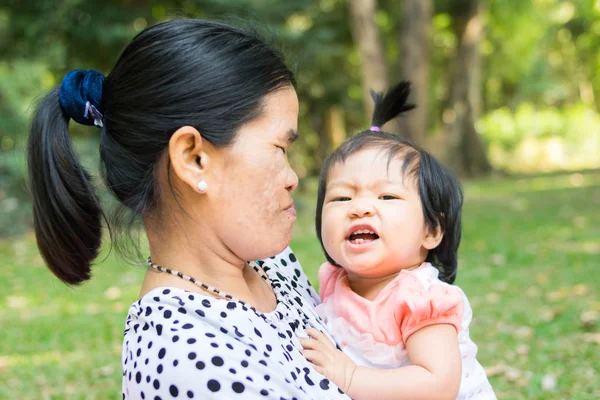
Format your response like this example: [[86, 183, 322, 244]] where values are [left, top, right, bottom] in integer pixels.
[[197, 180, 208, 193]]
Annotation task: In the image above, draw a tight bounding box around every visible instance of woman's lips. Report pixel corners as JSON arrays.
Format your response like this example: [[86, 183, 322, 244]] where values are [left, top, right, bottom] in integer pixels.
[[284, 203, 296, 218]]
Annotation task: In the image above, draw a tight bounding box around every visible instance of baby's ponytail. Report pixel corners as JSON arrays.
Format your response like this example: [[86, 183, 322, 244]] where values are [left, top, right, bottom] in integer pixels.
[[370, 81, 415, 129], [27, 71, 105, 285]]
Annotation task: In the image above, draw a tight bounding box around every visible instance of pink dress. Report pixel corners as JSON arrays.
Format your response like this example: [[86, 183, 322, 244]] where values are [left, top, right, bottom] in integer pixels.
[[317, 262, 496, 400]]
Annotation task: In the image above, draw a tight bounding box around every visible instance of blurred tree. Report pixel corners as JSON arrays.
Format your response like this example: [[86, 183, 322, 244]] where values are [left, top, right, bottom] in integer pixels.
[[1, 0, 599, 236], [349, 0, 389, 117], [398, 0, 433, 146], [443, 0, 492, 177]]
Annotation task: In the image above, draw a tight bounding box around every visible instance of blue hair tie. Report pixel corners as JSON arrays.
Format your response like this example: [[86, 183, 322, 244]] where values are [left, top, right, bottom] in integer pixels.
[[59, 69, 105, 127]]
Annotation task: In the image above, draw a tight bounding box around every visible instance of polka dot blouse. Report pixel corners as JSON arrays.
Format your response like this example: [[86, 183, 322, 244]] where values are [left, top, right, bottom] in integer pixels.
[[122, 247, 351, 399]]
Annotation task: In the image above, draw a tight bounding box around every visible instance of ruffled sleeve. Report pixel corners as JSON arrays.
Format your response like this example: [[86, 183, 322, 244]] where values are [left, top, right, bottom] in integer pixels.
[[395, 277, 464, 343], [318, 262, 342, 302]]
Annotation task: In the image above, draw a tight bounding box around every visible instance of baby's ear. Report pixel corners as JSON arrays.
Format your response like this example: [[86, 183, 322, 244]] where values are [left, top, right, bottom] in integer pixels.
[[423, 215, 444, 250]]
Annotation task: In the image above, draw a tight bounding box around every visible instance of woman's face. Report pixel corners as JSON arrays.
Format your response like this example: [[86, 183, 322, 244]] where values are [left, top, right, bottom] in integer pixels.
[[209, 87, 300, 261]]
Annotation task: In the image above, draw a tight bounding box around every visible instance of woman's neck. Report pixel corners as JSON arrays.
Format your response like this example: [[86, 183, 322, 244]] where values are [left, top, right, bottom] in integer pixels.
[[139, 224, 277, 312]]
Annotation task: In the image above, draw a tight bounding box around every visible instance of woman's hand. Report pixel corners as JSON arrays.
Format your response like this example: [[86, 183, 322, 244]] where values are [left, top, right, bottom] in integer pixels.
[[299, 328, 357, 393]]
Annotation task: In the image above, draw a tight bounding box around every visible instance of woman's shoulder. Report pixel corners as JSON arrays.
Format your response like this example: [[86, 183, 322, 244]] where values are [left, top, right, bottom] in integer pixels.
[[259, 247, 303, 281], [125, 286, 228, 342], [259, 246, 321, 307], [122, 284, 350, 399], [123, 287, 276, 398]]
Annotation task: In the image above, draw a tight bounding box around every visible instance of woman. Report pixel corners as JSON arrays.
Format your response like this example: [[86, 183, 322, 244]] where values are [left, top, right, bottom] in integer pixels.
[[27, 19, 350, 399]]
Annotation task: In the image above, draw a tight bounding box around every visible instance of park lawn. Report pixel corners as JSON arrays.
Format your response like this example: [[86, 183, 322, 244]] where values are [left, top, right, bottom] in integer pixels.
[[1, 171, 598, 399]]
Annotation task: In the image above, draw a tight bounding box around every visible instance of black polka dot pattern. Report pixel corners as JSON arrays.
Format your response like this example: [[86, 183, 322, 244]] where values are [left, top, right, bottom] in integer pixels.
[[122, 247, 348, 399]]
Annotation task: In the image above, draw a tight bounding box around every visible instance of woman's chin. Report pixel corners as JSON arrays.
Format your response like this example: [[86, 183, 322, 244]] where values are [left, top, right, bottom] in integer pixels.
[[249, 238, 292, 261]]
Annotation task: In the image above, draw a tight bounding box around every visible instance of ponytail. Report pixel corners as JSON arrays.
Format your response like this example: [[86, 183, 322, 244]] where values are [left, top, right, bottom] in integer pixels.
[[370, 81, 415, 129], [27, 87, 103, 285]]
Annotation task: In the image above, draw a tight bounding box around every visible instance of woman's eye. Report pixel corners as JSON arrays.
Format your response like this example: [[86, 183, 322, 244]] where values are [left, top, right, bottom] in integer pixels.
[[380, 195, 399, 200]]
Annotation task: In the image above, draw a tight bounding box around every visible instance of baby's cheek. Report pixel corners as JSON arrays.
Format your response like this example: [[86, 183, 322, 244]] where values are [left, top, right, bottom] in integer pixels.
[[395, 245, 426, 265], [323, 234, 336, 254], [321, 214, 335, 237], [321, 229, 339, 257]]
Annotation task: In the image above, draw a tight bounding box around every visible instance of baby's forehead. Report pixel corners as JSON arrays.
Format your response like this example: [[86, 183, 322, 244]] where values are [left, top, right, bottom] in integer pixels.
[[327, 155, 418, 188], [333, 147, 417, 175]]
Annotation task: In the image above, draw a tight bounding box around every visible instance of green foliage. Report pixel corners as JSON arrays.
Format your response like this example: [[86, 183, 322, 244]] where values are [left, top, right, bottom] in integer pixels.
[[1, 0, 599, 236], [0, 60, 50, 236], [1, 172, 599, 399], [484, 0, 600, 109], [479, 103, 600, 172]]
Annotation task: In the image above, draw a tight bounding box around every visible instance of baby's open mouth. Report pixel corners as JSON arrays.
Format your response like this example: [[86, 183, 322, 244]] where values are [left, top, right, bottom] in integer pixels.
[[348, 229, 379, 244]]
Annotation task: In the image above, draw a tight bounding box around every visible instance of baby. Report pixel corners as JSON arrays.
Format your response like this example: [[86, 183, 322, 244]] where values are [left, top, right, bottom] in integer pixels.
[[300, 82, 496, 399]]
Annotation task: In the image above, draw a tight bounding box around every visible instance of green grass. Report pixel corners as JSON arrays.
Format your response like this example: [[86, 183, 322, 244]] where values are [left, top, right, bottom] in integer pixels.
[[1, 171, 599, 399]]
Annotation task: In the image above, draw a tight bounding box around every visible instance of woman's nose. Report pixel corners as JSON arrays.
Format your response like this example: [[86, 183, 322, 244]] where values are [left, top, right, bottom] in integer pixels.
[[285, 164, 299, 192]]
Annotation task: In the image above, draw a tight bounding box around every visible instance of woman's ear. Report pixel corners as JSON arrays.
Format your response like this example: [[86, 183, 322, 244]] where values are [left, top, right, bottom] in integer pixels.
[[423, 219, 444, 250], [168, 126, 210, 193]]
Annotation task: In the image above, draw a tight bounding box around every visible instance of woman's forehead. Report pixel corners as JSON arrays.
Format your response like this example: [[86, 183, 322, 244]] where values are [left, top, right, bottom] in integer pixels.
[[236, 87, 299, 141]]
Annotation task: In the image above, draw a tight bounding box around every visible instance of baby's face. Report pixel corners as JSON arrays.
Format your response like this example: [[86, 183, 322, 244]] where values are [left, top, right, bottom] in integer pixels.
[[320, 148, 431, 279]]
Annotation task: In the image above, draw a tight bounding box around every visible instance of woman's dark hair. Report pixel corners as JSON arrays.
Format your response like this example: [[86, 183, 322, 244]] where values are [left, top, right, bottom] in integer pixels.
[[27, 19, 295, 285], [315, 82, 463, 284]]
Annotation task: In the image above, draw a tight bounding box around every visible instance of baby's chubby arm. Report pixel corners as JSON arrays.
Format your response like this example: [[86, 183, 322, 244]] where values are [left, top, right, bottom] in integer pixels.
[[300, 325, 461, 400]]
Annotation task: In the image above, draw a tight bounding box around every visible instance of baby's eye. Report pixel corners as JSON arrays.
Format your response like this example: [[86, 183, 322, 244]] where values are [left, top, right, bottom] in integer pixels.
[[332, 197, 351, 202], [379, 195, 399, 200], [277, 146, 287, 154]]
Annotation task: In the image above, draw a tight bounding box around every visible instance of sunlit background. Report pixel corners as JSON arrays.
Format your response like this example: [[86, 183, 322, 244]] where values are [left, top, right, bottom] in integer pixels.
[[1, 1, 598, 399]]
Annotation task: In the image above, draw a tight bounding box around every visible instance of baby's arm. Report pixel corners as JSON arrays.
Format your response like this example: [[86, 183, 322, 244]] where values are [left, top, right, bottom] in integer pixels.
[[300, 325, 461, 400]]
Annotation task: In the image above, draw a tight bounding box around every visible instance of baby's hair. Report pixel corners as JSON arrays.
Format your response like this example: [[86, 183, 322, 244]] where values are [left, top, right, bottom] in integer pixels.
[[315, 82, 463, 284], [370, 82, 415, 129]]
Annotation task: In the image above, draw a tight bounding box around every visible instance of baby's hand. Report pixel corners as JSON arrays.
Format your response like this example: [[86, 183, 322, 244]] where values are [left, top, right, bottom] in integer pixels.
[[299, 328, 357, 393]]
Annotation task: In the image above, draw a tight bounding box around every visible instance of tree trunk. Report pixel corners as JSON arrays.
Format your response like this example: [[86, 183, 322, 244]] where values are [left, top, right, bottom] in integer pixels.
[[398, 0, 432, 146], [349, 0, 390, 123], [324, 106, 346, 149], [444, 0, 492, 177], [311, 107, 327, 178]]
